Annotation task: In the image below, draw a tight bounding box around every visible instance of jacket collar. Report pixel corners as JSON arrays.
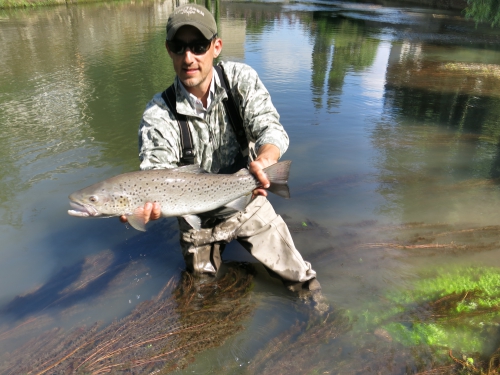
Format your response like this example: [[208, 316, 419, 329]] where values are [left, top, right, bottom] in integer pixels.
[[173, 66, 228, 118]]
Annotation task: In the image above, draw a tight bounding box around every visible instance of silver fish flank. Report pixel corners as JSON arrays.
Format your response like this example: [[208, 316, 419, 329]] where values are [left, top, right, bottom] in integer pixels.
[[68, 161, 291, 231]]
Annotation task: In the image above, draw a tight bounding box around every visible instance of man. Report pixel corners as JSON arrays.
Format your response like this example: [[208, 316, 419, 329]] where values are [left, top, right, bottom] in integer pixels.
[[125, 3, 319, 292]]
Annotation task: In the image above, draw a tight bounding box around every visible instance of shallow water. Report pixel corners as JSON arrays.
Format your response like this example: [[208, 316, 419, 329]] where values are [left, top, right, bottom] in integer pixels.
[[1, 0, 500, 373]]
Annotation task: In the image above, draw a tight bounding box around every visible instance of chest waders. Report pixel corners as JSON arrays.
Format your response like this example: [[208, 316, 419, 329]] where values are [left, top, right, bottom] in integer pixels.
[[161, 63, 251, 275]]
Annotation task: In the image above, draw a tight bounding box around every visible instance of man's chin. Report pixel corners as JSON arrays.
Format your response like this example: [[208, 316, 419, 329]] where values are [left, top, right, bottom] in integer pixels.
[[180, 76, 200, 88]]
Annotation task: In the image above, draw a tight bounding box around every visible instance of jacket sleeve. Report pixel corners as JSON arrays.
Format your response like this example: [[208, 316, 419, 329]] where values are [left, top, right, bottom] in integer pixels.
[[138, 94, 182, 171], [222, 62, 289, 158]]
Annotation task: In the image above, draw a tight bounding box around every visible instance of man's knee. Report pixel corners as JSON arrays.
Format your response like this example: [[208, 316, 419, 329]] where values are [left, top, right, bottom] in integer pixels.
[[181, 243, 224, 275]]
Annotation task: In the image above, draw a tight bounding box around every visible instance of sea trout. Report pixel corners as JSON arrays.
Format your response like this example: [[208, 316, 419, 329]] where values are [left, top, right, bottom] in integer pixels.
[[68, 161, 291, 231]]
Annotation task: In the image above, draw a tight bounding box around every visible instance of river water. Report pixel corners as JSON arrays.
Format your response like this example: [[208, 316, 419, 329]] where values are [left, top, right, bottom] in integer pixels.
[[1, 0, 500, 373]]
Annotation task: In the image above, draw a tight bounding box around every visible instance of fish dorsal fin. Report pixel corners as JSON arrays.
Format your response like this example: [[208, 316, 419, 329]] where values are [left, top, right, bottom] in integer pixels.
[[234, 168, 251, 177], [183, 214, 202, 230], [128, 208, 147, 232], [171, 165, 208, 174]]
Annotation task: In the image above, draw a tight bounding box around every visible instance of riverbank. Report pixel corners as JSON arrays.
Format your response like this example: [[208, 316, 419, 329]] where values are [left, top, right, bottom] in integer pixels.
[[0, 0, 468, 10], [0, 0, 105, 8]]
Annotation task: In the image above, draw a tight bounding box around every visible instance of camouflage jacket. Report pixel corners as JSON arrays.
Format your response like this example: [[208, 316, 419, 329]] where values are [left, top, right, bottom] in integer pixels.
[[138, 61, 289, 173]]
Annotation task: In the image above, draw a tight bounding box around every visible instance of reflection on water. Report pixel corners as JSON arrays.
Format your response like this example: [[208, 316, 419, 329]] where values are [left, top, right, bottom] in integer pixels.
[[1, 0, 500, 373], [310, 14, 380, 110]]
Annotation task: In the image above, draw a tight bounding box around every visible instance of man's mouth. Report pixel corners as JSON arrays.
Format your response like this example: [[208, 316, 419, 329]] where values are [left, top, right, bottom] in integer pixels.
[[183, 67, 198, 74]]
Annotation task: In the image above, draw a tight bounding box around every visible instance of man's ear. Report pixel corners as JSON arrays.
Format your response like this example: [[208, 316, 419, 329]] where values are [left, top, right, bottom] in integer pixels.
[[213, 38, 223, 58]]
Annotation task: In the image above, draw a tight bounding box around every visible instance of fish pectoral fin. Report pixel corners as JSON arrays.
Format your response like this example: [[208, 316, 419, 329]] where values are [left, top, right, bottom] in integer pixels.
[[127, 210, 147, 232], [183, 214, 202, 230], [224, 195, 250, 212]]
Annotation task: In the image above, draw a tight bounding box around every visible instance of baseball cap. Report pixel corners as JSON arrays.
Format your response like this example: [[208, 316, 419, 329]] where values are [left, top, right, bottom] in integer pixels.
[[166, 4, 217, 41]]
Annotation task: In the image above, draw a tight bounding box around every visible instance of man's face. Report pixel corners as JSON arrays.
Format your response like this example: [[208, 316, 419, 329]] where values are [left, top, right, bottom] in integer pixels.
[[166, 25, 222, 97]]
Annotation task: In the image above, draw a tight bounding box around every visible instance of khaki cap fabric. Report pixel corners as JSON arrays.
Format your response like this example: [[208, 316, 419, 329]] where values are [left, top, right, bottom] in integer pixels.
[[166, 4, 217, 41]]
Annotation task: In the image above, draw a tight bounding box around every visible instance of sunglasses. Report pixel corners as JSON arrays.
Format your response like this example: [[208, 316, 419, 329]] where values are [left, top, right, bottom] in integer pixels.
[[167, 35, 217, 55]]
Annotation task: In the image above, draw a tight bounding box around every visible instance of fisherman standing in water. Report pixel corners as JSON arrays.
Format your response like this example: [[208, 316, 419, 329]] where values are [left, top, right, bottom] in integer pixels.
[[122, 3, 320, 294]]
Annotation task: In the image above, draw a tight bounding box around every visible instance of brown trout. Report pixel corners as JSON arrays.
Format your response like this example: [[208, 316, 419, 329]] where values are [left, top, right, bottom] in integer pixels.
[[68, 161, 291, 231]]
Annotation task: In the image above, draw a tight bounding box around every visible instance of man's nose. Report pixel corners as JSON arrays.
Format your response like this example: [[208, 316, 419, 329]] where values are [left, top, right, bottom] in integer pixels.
[[183, 48, 195, 63]]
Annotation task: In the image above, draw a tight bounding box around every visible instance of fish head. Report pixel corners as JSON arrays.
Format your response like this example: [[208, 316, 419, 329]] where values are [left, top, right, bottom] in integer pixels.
[[68, 182, 115, 218]]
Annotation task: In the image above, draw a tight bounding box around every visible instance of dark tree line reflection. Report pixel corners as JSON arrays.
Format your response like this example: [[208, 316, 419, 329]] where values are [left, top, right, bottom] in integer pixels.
[[374, 39, 500, 222]]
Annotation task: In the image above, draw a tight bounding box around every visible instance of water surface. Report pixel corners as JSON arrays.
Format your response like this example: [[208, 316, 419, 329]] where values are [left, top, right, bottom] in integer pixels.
[[1, 0, 500, 373]]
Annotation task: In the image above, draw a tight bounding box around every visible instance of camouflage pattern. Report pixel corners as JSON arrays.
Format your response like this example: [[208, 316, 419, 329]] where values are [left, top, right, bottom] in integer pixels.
[[179, 196, 317, 282], [138, 61, 289, 172], [137, 60, 317, 285]]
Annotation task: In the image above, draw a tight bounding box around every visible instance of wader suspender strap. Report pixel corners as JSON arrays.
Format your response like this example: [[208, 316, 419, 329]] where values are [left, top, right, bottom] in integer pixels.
[[161, 86, 195, 165], [160, 64, 247, 165], [213, 64, 249, 158]]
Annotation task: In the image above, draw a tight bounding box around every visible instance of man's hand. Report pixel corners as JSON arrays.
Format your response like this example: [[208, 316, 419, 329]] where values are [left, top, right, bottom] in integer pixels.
[[249, 144, 281, 198], [119, 202, 162, 224]]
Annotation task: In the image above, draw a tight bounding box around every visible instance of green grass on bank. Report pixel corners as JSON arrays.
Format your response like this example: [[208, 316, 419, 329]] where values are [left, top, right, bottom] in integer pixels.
[[0, 0, 56, 7], [0, 0, 123, 9]]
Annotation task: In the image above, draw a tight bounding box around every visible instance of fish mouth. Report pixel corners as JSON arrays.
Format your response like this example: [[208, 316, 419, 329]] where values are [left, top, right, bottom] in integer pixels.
[[68, 201, 100, 217]]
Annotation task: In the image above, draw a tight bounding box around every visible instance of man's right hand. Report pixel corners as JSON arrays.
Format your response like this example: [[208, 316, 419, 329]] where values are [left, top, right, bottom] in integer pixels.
[[119, 202, 162, 224]]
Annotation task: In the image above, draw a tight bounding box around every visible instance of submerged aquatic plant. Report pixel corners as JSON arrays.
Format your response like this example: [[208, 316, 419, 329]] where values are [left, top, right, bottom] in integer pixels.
[[248, 308, 351, 375], [0, 263, 255, 374], [382, 267, 500, 354]]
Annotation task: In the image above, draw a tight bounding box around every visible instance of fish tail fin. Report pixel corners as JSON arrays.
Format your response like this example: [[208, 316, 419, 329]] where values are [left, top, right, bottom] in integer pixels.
[[264, 160, 291, 199]]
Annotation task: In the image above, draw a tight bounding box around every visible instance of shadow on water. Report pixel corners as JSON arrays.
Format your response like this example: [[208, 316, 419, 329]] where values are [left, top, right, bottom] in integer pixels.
[[0, 216, 333, 374], [0, 218, 181, 348], [0, 262, 257, 374], [4, 216, 500, 373]]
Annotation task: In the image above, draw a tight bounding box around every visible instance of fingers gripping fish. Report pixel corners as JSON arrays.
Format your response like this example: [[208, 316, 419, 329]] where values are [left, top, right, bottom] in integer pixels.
[[68, 161, 291, 231]]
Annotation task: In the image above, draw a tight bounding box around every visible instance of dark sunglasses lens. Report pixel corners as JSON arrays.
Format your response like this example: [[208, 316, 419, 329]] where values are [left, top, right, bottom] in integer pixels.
[[167, 41, 184, 54], [168, 40, 211, 55], [191, 41, 210, 54]]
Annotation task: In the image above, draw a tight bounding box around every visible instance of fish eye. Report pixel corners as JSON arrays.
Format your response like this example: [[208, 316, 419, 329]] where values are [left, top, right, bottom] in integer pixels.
[[89, 195, 99, 203]]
